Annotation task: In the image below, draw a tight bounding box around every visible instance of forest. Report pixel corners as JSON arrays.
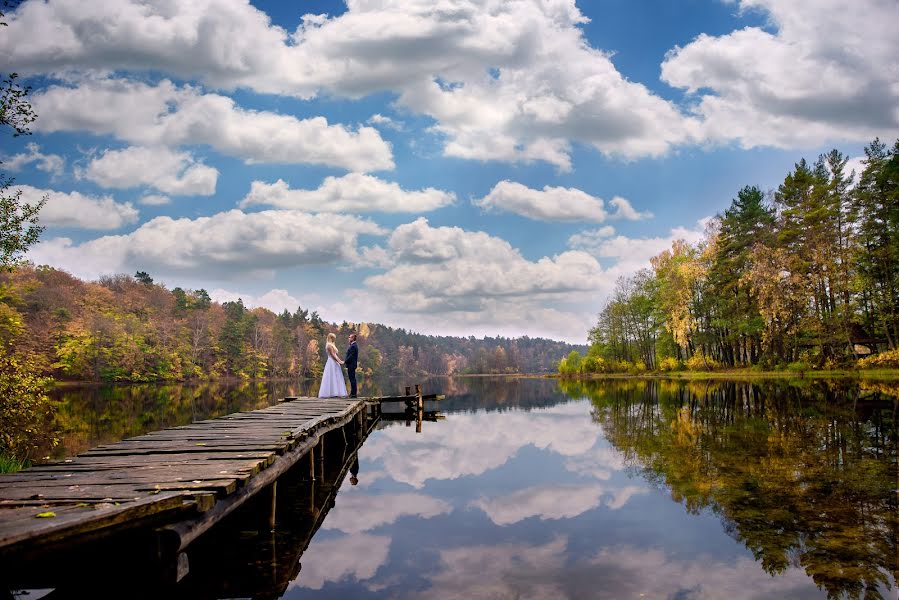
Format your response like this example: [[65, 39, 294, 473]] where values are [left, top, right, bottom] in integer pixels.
[[561, 138, 899, 375], [0, 265, 582, 382]]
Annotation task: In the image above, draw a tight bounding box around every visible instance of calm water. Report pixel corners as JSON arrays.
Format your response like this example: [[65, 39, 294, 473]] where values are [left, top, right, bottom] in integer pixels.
[[32, 378, 899, 598]]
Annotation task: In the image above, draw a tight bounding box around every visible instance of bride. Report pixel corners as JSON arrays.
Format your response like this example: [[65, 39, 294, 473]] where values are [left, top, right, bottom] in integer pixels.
[[318, 333, 348, 398]]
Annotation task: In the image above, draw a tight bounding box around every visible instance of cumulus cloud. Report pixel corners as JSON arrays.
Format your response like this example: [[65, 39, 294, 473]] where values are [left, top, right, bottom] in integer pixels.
[[14, 185, 138, 230], [207, 288, 306, 315], [2, 143, 65, 177], [2, 0, 697, 168], [474, 181, 649, 223], [363, 402, 602, 488], [365, 217, 604, 313], [422, 541, 821, 600], [31, 78, 393, 172], [292, 534, 391, 590], [28, 209, 385, 280], [367, 114, 404, 130], [568, 219, 709, 276], [139, 194, 172, 206], [81, 146, 218, 196], [324, 493, 452, 534], [241, 174, 455, 213], [661, 0, 899, 148], [472, 484, 605, 525]]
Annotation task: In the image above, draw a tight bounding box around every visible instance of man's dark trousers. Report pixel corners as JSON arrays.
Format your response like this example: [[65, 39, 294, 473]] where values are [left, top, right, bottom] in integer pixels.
[[347, 367, 357, 397], [344, 341, 359, 397]]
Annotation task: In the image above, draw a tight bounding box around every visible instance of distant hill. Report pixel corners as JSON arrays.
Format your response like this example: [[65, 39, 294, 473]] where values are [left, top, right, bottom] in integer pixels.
[[0, 265, 585, 382]]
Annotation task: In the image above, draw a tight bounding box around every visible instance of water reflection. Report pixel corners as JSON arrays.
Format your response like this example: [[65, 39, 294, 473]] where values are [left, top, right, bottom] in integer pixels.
[[16, 377, 898, 599], [563, 378, 899, 600]]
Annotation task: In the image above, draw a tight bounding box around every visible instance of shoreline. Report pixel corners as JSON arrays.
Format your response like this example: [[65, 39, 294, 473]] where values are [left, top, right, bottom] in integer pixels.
[[550, 368, 899, 381]]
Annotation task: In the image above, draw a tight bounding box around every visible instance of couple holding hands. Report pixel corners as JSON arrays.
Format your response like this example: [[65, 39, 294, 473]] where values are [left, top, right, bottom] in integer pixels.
[[318, 333, 358, 398]]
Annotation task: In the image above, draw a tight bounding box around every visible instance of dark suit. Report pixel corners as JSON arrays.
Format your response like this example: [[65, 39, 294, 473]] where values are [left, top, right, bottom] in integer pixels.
[[344, 341, 358, 397]]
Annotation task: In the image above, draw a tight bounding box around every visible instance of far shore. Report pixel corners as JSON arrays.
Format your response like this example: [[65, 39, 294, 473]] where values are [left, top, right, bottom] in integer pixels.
[[550, 368, 899, 381]]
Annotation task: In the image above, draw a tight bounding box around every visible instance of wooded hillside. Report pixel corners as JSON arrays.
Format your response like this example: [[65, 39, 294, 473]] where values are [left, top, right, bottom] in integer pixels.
[[0, 267, 582, 382]]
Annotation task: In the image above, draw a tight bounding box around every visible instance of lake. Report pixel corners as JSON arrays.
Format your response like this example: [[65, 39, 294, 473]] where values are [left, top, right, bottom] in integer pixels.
[[23, 377, 899, 598]]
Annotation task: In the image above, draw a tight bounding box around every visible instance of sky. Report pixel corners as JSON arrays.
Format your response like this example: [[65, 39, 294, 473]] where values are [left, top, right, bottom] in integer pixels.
[[1, 0, 897, 343]]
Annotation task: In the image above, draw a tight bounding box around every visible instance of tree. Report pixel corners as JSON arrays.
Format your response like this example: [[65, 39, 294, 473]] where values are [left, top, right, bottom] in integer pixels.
[[1, 3, 44, 271], [134, 271, 154, 285]]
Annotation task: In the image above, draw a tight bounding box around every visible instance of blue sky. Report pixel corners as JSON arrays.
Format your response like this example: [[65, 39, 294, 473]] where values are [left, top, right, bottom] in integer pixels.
[[1, 0, 896, 342]]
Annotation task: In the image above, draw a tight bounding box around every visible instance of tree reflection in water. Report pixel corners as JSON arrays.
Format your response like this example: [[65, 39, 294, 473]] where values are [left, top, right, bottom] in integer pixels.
[[559, 378, 898, 600]]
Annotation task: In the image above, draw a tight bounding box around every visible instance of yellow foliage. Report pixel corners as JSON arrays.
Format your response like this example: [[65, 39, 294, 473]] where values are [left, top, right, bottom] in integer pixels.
[[857, 349, 899, 369]]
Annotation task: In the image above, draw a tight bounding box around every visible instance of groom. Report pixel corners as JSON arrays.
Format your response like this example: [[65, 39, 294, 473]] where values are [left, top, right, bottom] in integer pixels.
[[344, 333, 358, 398]]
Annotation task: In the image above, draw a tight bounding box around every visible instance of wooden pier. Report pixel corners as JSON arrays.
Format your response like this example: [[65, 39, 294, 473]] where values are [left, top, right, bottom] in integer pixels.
[[0, 396, 371, 579]]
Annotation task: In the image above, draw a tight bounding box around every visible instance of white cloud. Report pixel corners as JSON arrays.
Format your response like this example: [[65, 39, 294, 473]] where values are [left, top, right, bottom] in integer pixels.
[[472, 484, 605, 525], [31, 78, 394, 172], [139, 194, 172, 206], [3, 0, 697, 168], [241, 174, 455, 214], [423, 541, 822, 600], [208, 288, 309, 315], [28, 209, 385, 280], [844, 156, 866, 188], [2, 143, 65, 177], [363, 402, 602, 488], [421, 537, 570, 600], [474, 181, 648, 223], [584, 546, 823, 599], [609, 196, 652, 220], [14, 185, 138, 230], [367, 114, 404, 130], [661, 0, 899, 148], [324, 492, 451, 534], [292, 533, 391, 590], [81, 146, 218, 196], [366, 217, 603, 312], [569, 219, 709, 276]]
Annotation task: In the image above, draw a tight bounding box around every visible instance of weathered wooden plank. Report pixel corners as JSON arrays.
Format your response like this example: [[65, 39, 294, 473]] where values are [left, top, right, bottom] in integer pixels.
[[0, 492, 187, 548], [0, 462, 264, 485], [0, 396, 368, 553], [31, 451, 276, 469]]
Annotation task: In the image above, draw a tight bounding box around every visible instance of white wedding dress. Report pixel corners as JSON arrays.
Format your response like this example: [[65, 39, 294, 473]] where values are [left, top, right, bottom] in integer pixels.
[[318, 345, 348, 398]]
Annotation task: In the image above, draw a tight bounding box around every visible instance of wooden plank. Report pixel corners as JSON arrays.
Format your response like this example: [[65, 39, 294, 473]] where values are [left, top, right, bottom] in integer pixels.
[[0, 492, 187, 548], [158, 399, 365, 555], [0, 462, 264, 485], [0, 397, 367, 553], [31, 452, 276, 469]]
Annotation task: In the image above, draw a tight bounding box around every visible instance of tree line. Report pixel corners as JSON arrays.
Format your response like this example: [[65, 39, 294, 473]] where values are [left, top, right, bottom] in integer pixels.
[[561, 139, 899, 375], [0, 265, 582, 383]]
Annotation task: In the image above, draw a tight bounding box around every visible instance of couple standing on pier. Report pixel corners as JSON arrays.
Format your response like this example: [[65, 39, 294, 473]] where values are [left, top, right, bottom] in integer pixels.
[[318, 332, 358, 398]]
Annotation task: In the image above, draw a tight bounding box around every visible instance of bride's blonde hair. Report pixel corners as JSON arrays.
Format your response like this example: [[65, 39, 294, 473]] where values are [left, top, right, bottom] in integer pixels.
[[326, 333, 336, 344]]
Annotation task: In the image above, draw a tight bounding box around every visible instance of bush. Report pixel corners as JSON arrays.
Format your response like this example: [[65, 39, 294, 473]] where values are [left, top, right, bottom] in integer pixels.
[[658, 357, 682, 372], [684, 354, 720, 371], [0, 348, 58, 461], [857, 348, 899, 369], [628, 361, 647, 375], [786, 360, 813, 373]]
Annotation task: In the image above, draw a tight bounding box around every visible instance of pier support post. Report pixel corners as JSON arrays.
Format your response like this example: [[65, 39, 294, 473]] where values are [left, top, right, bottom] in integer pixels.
[[267, 481, 277, 531]]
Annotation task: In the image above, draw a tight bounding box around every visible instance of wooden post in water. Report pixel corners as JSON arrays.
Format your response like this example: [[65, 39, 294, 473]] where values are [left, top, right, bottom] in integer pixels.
[[267, 481, 277, 531], [416, 384, 423, 433]]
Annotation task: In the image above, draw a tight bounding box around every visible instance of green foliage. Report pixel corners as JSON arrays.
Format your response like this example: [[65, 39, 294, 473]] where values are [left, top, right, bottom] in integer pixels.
[[2, 265, 582, 381], [0, 347, 57, 460], [584, 137, 899, 371], [1, 173, 45, 271], [0, 453, 28, 473]]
